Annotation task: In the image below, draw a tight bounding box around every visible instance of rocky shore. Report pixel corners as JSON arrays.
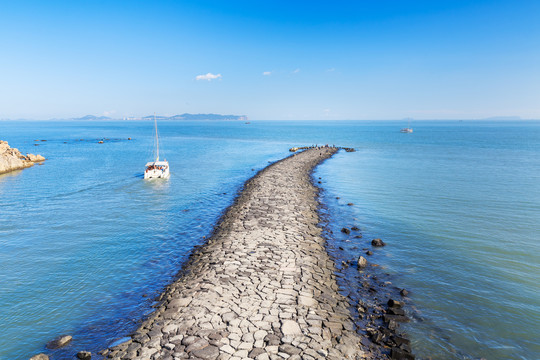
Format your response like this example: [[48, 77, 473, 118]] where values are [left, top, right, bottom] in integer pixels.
[[101, 147, 366, 360], [0, 140, 45, 174]]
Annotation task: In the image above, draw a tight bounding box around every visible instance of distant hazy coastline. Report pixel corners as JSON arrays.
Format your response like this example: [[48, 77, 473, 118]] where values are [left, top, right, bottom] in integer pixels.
[[36, 113, 249, 122]]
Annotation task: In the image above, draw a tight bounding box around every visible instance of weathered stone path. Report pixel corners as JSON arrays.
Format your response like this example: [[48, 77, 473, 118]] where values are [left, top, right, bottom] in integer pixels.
[[103, 147, 364, 360]]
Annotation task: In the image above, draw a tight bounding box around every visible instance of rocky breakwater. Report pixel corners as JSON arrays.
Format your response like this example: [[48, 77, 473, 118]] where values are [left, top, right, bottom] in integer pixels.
[[103, 147, 365, 360], [0, 140, 45, 174]]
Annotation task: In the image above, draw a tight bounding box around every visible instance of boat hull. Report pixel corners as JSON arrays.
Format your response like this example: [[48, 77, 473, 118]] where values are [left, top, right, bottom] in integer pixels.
[[144, 167, 170, 179]]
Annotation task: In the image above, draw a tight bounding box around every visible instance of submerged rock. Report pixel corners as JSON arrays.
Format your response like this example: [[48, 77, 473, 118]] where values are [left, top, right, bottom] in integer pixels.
[[371, 238, 386, 247], [76, 351, 92, 360], [341, 227, 351, 234], [400, 289, 409, 297], [46, 335, 72, 349], [391, 347, 415, 359]]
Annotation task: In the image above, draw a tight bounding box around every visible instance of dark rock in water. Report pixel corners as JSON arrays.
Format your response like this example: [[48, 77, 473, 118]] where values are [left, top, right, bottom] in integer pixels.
[[371, 238, 386, 247], [387, 320, 398, 331], [357, 256, 368, 268], [391, 347, 415, 359], [128, 137, 132, 140], [336, 197, 340, 199], [347, 203, 354, 206], [318, 181, 321, 183], [351, 226, 360, 231], [355, 234, 363, 239], [379, 326, 392, 338], [46, 335, 73, 349], [388, 307, 405, 316], [384, 314, 409, 323], [366, 251, 373, 256], [393, 336, 411, 348], [77, 351, 92, 360], [369, 330, 384, 344], [400, 289, 409, 297], [388, 299, 404, 308], [341, 227, 350, 234], [29, 354, 49, 360], [339, 246, 344, 250]]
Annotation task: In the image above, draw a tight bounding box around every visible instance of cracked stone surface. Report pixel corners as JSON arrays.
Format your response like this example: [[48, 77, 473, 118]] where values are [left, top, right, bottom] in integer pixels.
[[102, 147, 365, 360]]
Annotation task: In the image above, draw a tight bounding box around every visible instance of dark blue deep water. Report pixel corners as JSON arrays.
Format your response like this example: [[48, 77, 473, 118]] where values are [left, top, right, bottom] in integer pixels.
[[1, 120, 539, 359]]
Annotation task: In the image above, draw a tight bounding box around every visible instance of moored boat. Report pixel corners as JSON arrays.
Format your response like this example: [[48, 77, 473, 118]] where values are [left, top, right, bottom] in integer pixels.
[[144, 115, 170, 179]]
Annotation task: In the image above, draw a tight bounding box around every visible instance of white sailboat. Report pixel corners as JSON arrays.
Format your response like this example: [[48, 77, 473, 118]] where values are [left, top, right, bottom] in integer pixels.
[[144, 115, 170, 179], [400, 118, 413, 133]]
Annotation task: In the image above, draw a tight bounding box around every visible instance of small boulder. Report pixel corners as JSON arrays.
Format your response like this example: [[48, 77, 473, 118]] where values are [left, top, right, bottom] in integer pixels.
[[388, 299, 404, 308], [26, 153, 45, 162], [388, 308, 405, 316], [400, 289, 409, 297], [347, 203, 354, 206], [371, 238, 386, 247], [46, 335, 72, 349], [77, 351, 92, 360], [29, 354, 49, 360], [366, 250, 373, 256], [351, 226, 360, 231], [341, 227, 351, 234], [357, 256, 368, 268]]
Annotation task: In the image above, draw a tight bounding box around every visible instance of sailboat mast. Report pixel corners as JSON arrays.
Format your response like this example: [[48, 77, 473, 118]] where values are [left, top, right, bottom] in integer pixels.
[[154, 113, 159, 161]]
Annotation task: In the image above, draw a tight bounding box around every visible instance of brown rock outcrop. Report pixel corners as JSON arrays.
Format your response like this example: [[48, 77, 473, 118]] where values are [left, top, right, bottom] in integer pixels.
[[0, 140, 45, 174]]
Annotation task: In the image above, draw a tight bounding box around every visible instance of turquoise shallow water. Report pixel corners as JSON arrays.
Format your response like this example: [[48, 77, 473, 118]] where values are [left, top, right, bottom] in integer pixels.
[[0, 120, 539, 359]]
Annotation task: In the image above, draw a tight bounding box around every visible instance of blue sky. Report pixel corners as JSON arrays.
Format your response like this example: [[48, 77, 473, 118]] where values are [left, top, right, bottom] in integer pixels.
[[0, 0, 539, 120]]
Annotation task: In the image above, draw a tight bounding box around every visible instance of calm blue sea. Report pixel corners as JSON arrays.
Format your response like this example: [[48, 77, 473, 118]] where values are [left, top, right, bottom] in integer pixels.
[[0, 120, 538, 360]]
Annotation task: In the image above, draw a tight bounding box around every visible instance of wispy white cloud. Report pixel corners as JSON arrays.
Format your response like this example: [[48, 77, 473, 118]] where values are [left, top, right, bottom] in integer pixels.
[[196, 73, 222, 81], [293, 68, 300, 74], [326, 68, 335, 72], [263, 71, 272, 76]]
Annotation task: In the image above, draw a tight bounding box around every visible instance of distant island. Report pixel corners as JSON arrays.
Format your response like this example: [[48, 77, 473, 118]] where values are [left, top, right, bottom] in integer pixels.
[[70, 114, 248, 121]]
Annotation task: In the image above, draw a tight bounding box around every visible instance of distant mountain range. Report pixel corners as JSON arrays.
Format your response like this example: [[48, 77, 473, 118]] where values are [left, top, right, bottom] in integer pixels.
[[71, 113, 248, 121]]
